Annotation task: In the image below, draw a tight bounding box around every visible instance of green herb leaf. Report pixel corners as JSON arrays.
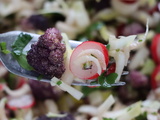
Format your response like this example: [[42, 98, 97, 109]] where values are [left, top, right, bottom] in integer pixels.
[[135, 112, 147, 120], [11, 33, 33, 70], [56, 81, 62, 85], [138, 39, 143, 42], [98, 72, 118, 87], [11, 53, 33, 70], [98, 73, 107, 86], [106, 44, 110, 50], [0, 42, 11, 54], [116, 49, 120, 52], [37, 75, 43, 80], [11, 33, 32, 55], [2, 50, 11, 54], [106, 73, 118, 84], [0, 42, 7, 50]]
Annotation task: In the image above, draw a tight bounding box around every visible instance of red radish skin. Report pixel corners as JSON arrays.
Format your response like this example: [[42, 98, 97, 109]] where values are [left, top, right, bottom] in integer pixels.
[[106, 63, 116, 75], [0, 84, 5, 91], [151, 34, 160, 64], [6, 94, 35, 110], [70, 41, 109, 80], [16, 77, 27, 89], [120, 0, 137, 4]]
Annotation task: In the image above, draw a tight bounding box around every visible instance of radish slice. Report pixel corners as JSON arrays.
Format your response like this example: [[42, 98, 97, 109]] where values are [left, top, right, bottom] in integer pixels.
[[70, 41, 109, 80], [0, 83, 5, 91], [6, 94, 35, 110]]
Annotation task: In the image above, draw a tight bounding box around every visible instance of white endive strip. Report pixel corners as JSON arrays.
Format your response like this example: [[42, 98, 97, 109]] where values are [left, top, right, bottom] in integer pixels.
[[3, 84, 31, 97], [61, 33, 74, 85], [51, 77, 83, 100], [109, 51, 126, 82], [0, 98, 8, 120], [97, 95, 115, 115], [78, 95, 115, 117]]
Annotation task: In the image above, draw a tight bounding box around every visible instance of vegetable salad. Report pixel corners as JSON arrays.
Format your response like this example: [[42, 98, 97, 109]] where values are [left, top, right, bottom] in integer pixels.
[[0, 0, 160, 120]]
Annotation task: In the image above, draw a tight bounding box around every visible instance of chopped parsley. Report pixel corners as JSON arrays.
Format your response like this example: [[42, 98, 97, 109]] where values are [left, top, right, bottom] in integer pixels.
[[138, 39, 143, 42], [56, 81, 62, 85], [106, 44, 110, 50], [11, 33, 33, 70], [98, 72, 118, 87], [0, 42, 11, 54], [116, 49, 120, 52]]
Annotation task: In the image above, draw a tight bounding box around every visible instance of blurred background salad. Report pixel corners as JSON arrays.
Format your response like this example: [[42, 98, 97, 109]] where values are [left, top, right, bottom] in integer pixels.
[[0, 0, 160, 120]]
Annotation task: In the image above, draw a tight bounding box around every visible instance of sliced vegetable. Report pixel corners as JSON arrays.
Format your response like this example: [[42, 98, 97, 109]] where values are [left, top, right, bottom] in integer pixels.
[[151, 65, 160, 89], [120, 0, 137, 4], [6, 94, 35, 110], [70, 41, 109, 80], [51, 77, 83, 100], [0, 98, 8, 120], [0, 83, 5, 91], [151, 34, 160, 64]]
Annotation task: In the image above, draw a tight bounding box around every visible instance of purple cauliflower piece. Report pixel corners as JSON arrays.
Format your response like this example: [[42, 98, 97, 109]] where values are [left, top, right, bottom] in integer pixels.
[[129, 70, 149, 88], [27, 28, 66, 78], [122, 22, 145, 36], [28, 80, 62, 101]]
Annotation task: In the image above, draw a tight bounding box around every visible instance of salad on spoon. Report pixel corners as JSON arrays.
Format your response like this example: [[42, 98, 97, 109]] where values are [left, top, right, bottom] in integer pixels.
[[0, 22, 148, 99]]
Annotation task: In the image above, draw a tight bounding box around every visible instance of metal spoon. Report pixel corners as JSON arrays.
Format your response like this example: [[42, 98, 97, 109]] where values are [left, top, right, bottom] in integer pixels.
[[0, 31, 127, 87]]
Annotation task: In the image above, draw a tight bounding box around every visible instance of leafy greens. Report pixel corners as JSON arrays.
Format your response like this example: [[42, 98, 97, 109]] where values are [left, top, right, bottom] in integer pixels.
[[11, 33, 33, 70]]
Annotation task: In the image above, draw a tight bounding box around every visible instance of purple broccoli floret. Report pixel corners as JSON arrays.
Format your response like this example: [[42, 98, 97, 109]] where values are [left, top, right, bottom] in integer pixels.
[[27, 28, 66, 78], [28, 15, 50, 31], [129, 70, 149, 88], [28, 80, 62, 101]]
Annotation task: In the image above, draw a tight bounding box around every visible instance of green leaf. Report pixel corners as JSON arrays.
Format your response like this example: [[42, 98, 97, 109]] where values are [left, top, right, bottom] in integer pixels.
[[56, 81, 62, 85], [0, 42, 7, 50], [11, 33, 32, 55], [106, 44, 110, 50], [2, 50, 11, 54], [98, 73, 112, 87], [116, 49, 120, 52], [37, 75, 43, 80], [98, 73, 106, 86], [11, 33, 33, 70], [0, 42, 11, 54], [105, 73, 118, 84], [98, 72, 118, 87], [12, 53, 33, 70], [135, 112, 147, 120]]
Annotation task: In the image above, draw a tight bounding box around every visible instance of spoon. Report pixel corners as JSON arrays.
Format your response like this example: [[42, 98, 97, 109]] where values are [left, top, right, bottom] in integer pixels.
[[0, 31, 127, 87]]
